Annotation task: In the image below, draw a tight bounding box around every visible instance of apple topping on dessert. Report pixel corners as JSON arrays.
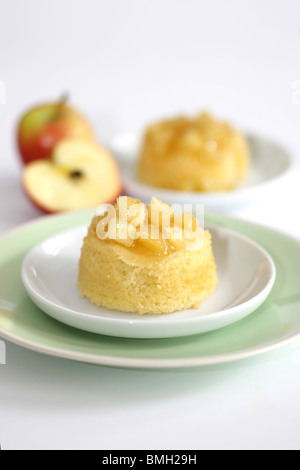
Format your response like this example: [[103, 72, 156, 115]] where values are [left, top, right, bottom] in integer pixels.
[[95, 196, 203, 255]]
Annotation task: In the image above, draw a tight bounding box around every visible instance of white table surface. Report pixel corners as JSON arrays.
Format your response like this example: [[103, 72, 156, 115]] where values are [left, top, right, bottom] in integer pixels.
[[0, 0, 300, 450]]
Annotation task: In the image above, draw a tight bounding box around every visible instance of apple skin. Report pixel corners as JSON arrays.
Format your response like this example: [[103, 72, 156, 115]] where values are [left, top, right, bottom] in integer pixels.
[[22, 185, 123, 215], [17, 101, 93, 165], [22, 139, 123, 214]]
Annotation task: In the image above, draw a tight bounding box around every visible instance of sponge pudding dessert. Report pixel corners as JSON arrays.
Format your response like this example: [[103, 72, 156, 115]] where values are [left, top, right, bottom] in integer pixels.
[[138, 113, 249, 192], [78, 197, 217, 315]]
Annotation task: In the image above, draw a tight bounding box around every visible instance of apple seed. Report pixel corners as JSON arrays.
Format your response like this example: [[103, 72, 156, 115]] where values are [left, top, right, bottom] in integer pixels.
[[69, 170, 84, 180]]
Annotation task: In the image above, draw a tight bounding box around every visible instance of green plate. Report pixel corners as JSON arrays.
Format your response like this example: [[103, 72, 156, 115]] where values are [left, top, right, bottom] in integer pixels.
[[0, 210, 299, 369]]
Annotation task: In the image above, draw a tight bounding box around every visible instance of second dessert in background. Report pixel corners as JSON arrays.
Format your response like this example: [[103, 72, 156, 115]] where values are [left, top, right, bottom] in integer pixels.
[[138, 113, 250, 192]]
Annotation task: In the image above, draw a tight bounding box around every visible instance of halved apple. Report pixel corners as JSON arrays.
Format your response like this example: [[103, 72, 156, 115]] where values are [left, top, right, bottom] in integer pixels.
[[23, 139, 122, 213]]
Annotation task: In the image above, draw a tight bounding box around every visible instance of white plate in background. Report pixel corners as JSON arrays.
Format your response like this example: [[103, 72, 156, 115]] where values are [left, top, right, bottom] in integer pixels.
[[110, 132, 294, 211]]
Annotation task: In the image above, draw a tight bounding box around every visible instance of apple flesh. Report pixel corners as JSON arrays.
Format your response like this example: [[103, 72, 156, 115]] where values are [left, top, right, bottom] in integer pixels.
[[17, 99, 93, 165], [23, 139, 122, 213]]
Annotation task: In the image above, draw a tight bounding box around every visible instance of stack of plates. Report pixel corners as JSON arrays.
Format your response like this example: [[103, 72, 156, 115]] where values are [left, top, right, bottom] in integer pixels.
[[0, 131, 297, 369], [0, 209, 299, 369]]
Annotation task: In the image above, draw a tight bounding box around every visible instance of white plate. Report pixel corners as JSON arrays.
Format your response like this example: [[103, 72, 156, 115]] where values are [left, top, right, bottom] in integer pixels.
[[110, 132, 293, 211], [21, 224, 276, 339]]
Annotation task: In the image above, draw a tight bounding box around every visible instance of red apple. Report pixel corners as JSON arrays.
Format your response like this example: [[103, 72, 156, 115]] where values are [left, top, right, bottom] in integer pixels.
[[17, 96, 93, 165], [23, 139, 122, 213]]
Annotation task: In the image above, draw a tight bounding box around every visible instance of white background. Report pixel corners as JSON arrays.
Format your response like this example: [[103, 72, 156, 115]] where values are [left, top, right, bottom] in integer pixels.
[[0, 0, 300, 450]]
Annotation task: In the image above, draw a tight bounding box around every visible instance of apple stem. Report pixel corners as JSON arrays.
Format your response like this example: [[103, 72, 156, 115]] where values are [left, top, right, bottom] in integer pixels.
[[60, 92, 69, 106], [56, 93, 70, 118]]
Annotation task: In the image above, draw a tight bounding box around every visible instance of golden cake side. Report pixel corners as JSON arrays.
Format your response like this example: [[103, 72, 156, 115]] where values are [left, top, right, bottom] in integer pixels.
[[78, 197, 218, 315]]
